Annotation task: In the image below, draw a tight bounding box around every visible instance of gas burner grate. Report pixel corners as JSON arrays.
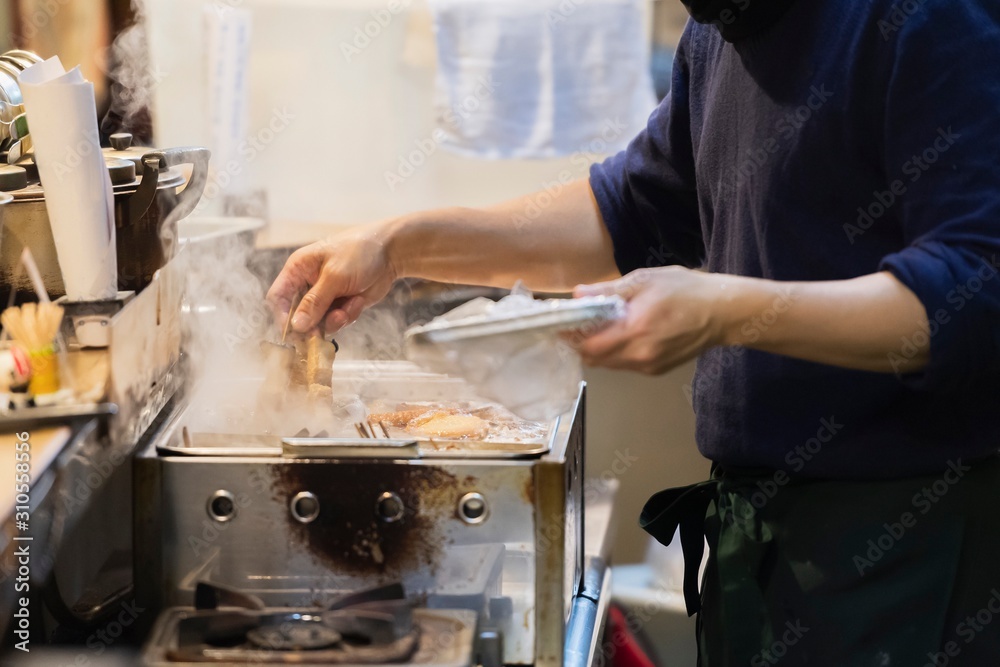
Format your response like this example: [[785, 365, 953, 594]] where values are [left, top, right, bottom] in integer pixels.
[[163, 582, 421, 664], [246, 617, 343, 651]]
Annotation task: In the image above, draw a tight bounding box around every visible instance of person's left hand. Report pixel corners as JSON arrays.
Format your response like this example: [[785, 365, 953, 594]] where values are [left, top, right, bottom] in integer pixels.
[[570, 266, 737, 375]]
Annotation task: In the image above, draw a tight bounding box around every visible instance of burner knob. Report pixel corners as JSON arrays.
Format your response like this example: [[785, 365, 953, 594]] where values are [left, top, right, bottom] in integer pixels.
[[207, 490, 237, 523], [375, 491, 406, 523], [290, 491, 320, 524], [457, 492, 489, 525]]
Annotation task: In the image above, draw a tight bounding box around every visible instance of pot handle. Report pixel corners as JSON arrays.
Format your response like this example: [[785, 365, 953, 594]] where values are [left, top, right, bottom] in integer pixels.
[[126, 156, 161, 226], [144, 146, 212, 223]]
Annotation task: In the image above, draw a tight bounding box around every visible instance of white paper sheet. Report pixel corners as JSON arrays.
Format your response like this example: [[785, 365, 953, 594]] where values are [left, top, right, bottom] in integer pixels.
[[19, 57, 117, 301]]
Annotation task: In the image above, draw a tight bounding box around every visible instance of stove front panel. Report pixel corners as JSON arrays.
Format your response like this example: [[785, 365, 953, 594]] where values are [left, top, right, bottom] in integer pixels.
[[139, 456, 540, 663], [135, 387, 585, 666]]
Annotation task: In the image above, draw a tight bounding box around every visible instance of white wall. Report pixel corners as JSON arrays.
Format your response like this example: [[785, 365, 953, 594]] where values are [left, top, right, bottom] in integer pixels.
[[146, 0, 652, 246]]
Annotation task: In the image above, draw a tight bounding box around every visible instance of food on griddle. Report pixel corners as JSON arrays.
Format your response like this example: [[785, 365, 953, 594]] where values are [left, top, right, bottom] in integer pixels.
[[261, 322, 337, 390], [411, 413, 489, 439], [303, 336, 337, 386], [367, 408, 432, 427], [363, 400, 549, 442], [308, 383, 332, 400]]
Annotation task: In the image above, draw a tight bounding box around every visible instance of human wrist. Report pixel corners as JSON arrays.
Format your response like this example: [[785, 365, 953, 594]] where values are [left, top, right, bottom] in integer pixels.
[[716, 275, 796, 348], [379, 214, 415, 281], [703, 274, 768, 348]]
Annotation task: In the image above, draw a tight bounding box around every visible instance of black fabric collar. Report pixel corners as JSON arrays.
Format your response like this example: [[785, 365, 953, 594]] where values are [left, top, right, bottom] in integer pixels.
[[680, 0, 799, 42]]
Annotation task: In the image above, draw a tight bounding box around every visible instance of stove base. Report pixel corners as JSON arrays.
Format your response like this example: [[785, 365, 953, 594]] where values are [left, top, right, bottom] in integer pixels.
[[141, 607, 478, 667]]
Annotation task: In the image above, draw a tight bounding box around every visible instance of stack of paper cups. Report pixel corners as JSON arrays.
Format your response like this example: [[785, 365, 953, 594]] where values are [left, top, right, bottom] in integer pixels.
[[19, 57, 117, 346]]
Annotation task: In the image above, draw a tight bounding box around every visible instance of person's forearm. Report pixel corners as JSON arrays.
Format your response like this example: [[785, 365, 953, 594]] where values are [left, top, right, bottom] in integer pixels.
[[382, 179, 620, 292], [719, 271, 930, 373]]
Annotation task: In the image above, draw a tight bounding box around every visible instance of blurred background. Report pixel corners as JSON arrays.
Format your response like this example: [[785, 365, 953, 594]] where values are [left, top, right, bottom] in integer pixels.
[[1, 0, 702, 566]]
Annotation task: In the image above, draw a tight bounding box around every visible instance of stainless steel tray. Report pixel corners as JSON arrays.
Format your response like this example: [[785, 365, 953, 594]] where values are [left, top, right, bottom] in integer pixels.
[[156, 429, 555, 460], [173, 365, 555, 458], [405, 295, 626, 345]]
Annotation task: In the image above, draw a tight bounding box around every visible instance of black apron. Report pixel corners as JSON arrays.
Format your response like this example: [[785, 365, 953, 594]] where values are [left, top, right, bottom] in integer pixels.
[[641, 456, 1000, 666]]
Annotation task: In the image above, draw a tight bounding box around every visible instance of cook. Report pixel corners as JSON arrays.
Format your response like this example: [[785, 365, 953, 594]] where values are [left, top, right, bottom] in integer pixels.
[[269, 0, 1000, 663]]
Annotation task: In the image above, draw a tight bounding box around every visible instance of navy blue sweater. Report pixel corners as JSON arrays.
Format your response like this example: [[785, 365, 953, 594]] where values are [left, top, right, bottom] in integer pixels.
[[589, 0, 1000, 478]]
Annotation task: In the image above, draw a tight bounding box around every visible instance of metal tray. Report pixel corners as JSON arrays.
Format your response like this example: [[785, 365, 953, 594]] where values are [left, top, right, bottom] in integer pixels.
[[405, 295, 626, 345], [156, 428, 555, 460], [173, 366, 556, 458]]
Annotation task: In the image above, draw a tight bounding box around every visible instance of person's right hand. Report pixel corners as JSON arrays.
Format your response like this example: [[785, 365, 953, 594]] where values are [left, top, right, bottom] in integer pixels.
[[266, 224, 398, 335]]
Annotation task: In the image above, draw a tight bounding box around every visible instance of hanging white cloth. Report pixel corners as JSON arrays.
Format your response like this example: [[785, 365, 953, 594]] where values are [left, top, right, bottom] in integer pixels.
[[428, 0, 657, 159]]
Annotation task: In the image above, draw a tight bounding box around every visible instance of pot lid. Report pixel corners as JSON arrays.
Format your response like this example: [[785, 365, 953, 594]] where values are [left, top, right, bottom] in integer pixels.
[[13, 155, 136, 186], [0, 164, 27, 191], [105, 157, 137, 185], [5, 154, 185, 201]]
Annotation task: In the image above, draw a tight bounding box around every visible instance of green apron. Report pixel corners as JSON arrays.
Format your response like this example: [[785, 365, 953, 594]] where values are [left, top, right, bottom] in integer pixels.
[[640, 456, 1000, 666]]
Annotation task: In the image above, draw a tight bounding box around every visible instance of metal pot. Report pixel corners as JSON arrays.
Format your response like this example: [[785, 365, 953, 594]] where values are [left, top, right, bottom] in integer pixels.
[[0, 59, 23, 105], [0, 50, 43, 72], [0, 49, 41, 159], [0, 138, 210, 303]]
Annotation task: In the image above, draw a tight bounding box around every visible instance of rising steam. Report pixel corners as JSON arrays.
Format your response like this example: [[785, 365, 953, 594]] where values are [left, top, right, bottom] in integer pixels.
[[100, 0, 159, 140]]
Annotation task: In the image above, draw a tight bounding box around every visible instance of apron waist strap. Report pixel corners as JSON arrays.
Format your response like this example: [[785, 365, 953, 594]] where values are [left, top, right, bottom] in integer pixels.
[[638, 479, 720, 617]]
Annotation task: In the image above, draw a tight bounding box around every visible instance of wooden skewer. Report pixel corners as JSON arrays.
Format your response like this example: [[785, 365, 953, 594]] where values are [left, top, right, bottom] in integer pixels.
[[1, 301, 64, 351]]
